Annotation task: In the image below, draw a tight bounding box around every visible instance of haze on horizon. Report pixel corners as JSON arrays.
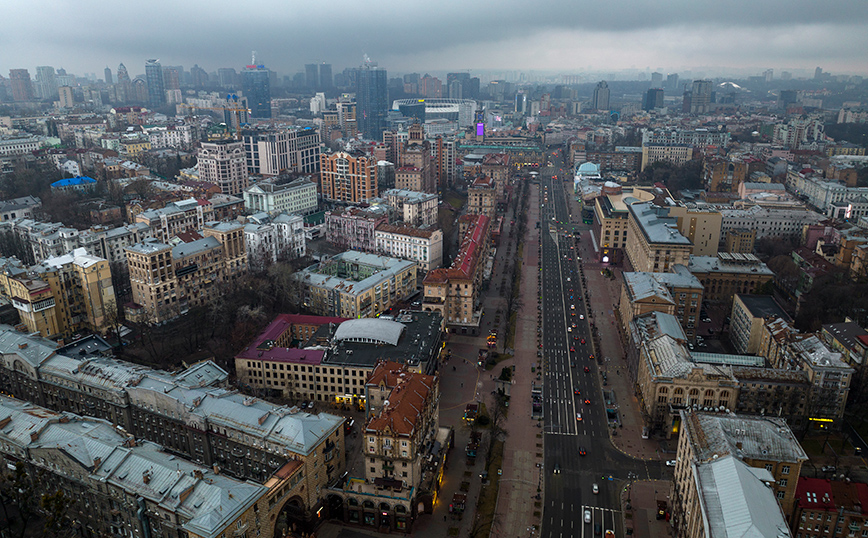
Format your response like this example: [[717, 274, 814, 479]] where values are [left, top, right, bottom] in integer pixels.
[[2, 0, 867, 78]]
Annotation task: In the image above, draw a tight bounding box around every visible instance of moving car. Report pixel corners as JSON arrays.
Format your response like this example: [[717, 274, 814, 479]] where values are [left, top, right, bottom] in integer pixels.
[[584, 398, 591, 405], [579, 314, 585, 320], [666, 460, 677, 467], [579, 446, 587, 456], [593, 483, 599, 494], [553, 463, 561, 474], [584, 366, 590, 373], [576, 413, 582, 422]]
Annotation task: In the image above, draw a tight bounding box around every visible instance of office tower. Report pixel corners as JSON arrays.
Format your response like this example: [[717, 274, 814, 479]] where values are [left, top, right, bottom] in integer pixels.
[[242, 64, 271, 118], [319, 63, 332, 89], [305, 64, 318, 89], [779, 90, 798, 108], [217, 67, 237, 88], [242, 126, 322, 175], [190, 64, 208, 88], [162, 67, 180, 90], [355, 62, 388, 140], [651, 72, 663, 88], [763, 69, 774, 82], [9, 69, 34, 102], [35, 66, 57, 100], [644, 88, 664, 111], [592, 81, 610, 110], [104, 66, 113, 85], [116, 63, 130, 83], [447, 72, 470, 99], [58, 86, 74, 108], [666, 73, 679, 92], [145, 59, 165, 108], [198, 140, 249, 195], [814, 67, 823, 80], [515, 91, 527, 113], [781, 71, 792, 81], [690, 79, 712, 114], [448, 80, 462, 99]]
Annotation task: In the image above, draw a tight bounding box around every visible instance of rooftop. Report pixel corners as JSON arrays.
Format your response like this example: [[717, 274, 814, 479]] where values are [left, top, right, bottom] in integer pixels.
[[683, 410, 807, 463], [366, 362, 435, 437], [628, 202, 692, 246], [822, 322, 868, 353], [736, 294, 792, 322], [795, 477, 868, 515], [298, 251, 416, 296], [689, 254, 774, 276]]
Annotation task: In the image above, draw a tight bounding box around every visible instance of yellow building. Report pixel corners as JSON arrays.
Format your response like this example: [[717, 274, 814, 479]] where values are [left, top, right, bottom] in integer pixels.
[[725, 228, 756, 254], [592, 184, 656, 264], [0, 249, 116, 338], [624, 202, 693, 272], [119, 138, 151, 157], [640, 144, 692, 171], [666, 204, 721, 257]]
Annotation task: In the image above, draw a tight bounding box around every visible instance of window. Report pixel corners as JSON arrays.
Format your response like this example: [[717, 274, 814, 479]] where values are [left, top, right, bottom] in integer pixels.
[[779, 479, 788, 487], [782, 465, 790, 475]]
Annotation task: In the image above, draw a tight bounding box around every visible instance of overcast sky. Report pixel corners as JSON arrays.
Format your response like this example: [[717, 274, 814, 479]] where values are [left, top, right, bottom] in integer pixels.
[[3, 0, 866, 79]]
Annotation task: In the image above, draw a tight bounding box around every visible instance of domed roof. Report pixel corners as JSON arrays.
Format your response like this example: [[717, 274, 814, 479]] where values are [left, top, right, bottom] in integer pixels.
[[577, 162, 600, 173]]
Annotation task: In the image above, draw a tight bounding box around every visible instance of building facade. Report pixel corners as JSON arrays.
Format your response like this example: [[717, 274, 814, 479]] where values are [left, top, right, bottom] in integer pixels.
[[375, 224, 443, 272], [198, 140, 249, 195], [243, 176, 318, 216], [320, 151, 378, 204]]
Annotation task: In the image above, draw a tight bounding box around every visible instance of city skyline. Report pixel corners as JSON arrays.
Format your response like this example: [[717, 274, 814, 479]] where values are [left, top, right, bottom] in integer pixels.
[[1, 0, 867, 79]]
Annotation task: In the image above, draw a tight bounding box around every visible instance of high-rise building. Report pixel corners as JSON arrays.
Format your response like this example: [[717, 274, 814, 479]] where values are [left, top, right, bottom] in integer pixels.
[[104, 66, 113, 85], [58, 86, 74, 108], [319, 63, 332, 89], [242, 126, 321, 175], [651, 72, 663, 88], [9, 69, 34, 102], [666, 73, 679, 92], [355, 62, 388, 139], [592, 81, 610, 110], [190, 64, 208, 88], [217, 67, 237, 88], [643, 88, 664, 111], [242, 64, 271, 118], [305, 64, 318, 89], [116, 63, 130, 83], [690, 79, 713, 114], [144, 59, 165, 108], [198, 139, 249, 195], [319, 150, 378, 203], [162, 66, 180, 90], [35, 66, 57, 100]]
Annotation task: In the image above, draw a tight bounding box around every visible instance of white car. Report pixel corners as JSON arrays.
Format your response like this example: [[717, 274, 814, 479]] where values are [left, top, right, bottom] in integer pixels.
[[571, 304, 575, 310], [579, 314, 585, 320], [584, 509, 591, 523], [593, 483, 599, 494], [666, 460, 677, 467]]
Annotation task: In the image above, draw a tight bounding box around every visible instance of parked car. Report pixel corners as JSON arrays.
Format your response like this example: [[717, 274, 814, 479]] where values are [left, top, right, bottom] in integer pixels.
[[592, 483, 599, 494], [584, 509, 591, 523], [822, 465, 837, 472], [666, 460, 677, 467]]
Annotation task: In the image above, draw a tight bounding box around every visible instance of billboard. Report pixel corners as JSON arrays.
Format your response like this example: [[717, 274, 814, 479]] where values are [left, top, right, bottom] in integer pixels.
[[476, 123, 484, 136]]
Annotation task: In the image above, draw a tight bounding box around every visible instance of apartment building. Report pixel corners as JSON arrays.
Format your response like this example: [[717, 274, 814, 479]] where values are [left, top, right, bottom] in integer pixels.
[[791, 478, 868, 538], [0, 328, 344, 535], [320, 150, 378, 204], [687, 253, 774, 304], [236, 313, 443, 405], [642, 128, 731, 148], [395, 124, 436, 194], [0, 195, 41, 221], [624, 202, 693, 272], [125, 222, 247, 323], [197, 139, 249, 195], [467, 175, 496, 217], [670, 410, 803, 538], [243, 176, 318, 216], [242, 126, 321, 175], [0, 248, 115, 338], [331, 361, 442, 532], [325, 207, 390, 252], [244, 213, 306, 269], [592, 184, 656, 264], [383, 189, 438, 227], [0, 396, 272, 538], [296, 251, 417, 318], [640, 144, 692, 171], [703, 154, 765, 193], [422, 214, 490, 334], [134, 197, 208, 242], [719, 205, 823, 241], [618, 266, 703, 340], [375, 224, 443, 272], [730, 294, 792, 355], [665, 204, 722, 257]]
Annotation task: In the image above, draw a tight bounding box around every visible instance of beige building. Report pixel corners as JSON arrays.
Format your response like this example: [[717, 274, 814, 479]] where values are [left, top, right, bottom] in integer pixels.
[[375, 223, 443, 272], [296, 251, 417, 318], [395, 124, 435, 194], [320, 150, 378, 203], [125, 222, 247, 323], [666, 204, 722, 257], [625, 202, 693, 272], [730, 294, 792, 355], [592, 184, 656, 264], [382, 189, 439, 227], [197, 139, 249, 195], [725, 228, 756, 253], [641, 144, 692, 171], [670, 410, 803, 538], [619, 266, 703, 341], [467, 175, 496, 217], [687, 253, 775, 304]]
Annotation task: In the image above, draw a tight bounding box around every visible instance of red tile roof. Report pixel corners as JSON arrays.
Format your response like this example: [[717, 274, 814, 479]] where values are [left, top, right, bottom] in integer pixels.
[[795, 477, 868, 514], [235, 314, 346, 363], [423, 214, 489, 284], [366, 361, 435, 437]]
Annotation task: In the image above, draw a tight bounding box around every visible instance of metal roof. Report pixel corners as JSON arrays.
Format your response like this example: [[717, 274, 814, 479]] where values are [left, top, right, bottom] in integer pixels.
[[684, 411, 807, 463], [696, 455, 791, 538], [334, 318, 405, 346]]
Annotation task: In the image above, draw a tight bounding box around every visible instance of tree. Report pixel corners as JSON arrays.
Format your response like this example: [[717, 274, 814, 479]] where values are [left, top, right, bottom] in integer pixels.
[[0, 462, 39, 538], [40, 489, 73, 538]]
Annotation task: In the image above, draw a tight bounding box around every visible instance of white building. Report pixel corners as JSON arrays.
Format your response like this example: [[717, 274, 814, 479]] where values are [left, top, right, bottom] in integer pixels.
[[197, 139, 249, 195], [242, 177, 318, 216], [244, 213, 306, 269], [242, 126, 321, 176], [0, 136, 43, 156], [786, 168, 868, 212], [718, 205, 824, 240], [145, 124, 194, 149], [383, 188, 438, 227], [375, 223, 443, 272]]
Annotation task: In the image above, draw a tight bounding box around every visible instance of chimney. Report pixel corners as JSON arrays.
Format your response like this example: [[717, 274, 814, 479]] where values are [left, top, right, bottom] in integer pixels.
[[143, 470, 151, 484], [18, 343, 27, 350], [93, 457, 102, 470]]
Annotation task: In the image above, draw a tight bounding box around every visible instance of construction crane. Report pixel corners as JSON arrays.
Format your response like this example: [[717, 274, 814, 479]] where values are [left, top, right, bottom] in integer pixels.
[[177, 95, 250, 140]]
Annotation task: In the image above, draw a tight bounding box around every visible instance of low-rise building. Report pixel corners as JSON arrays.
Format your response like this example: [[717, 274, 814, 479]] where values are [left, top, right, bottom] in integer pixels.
[[375, 223, 443, 272], [325, 207, 390, 252], [296, 251, 417, 318], [383, 189, 438, 227], [732, 367, 810, 430], [243, 176, 319, 216], [244, 213, 306, 269], [719, 205, 824, 241], [422, 214, 490, 334], [50, 175, 97, 193], [671, 410, 805, 538], [687, 253, 774, 304], [0, 196, 40, 221], [619, 266, 704, 341]]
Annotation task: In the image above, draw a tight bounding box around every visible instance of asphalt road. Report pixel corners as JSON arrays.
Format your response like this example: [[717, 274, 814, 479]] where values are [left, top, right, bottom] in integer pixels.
[[537, 155, 664, 538]]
